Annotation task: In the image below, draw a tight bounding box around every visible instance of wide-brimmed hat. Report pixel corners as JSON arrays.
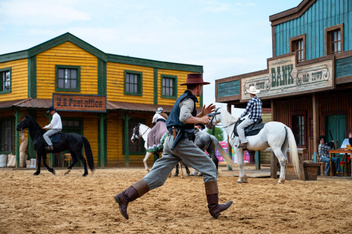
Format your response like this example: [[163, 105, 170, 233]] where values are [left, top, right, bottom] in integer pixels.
[[46, 106, 56, 113], [180, 73, 210, 86], [246, 86, 260, 95], [156, 107, 163, 113]]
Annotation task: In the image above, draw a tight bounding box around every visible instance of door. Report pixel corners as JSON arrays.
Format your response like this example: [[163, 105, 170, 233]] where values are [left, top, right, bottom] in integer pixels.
[[326, 115, 346, 149]]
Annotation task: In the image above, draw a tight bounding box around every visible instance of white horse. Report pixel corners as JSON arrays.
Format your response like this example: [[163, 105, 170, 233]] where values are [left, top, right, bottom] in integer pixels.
[[209, 106, 301, 184], [131, 123, 236, 175]]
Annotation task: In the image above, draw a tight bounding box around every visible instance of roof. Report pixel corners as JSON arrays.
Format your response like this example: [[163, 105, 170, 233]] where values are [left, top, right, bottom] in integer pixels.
[[0, 32, 203, 73], [0, 98, 204, 113], [269, 0, 316, 26]]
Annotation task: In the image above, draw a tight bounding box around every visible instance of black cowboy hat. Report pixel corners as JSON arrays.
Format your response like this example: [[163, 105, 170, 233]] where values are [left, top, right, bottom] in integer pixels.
[[46, 106, 56, 113]]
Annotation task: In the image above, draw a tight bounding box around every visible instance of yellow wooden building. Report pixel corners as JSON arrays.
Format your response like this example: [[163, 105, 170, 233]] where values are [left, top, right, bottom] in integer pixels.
[[0, 32, 203, 168]]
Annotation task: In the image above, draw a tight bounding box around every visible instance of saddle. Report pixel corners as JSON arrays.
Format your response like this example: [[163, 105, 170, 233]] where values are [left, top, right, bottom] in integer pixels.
[[49, 132, 62, 143], [233, 119, 265, 137]]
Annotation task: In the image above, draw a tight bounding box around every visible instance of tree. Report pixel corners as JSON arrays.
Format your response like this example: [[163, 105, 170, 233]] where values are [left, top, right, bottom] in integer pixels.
[[206, 127, 224, 141]]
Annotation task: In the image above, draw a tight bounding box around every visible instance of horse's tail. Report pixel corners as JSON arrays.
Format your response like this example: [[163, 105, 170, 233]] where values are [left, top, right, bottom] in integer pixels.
[[285, 126, 302, 179], [82, 136, 95, 172], [211, 135, 237, 169]]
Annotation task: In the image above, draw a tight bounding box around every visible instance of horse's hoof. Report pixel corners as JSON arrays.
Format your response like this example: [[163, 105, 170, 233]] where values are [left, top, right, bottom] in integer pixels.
[[82, 174, 87, 177], [277, 180, 285, 184], [51, 170, 56, 175], [64, 169, 71, 175], [33, 172, 40, 176]]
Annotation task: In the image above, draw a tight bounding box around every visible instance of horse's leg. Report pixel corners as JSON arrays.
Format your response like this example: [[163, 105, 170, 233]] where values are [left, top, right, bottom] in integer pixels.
[[143, 152, 152, 172], [64, 152, 79, 176], [174, 163, 179, 176], [182, 161, 190, 176], [33, 154, 41, 175], [235, 147, 247, 183], [76, 151, 89, 177], [42, 154, 55, 175], [272, 147, 287, 184]]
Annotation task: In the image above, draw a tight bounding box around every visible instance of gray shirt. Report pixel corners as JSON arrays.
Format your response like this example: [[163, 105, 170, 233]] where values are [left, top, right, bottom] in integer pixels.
[[179, 98, 194, 123]]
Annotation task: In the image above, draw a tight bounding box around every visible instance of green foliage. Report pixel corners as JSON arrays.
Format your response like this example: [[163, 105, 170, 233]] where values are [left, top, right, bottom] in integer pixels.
[[206, 127, 224, 141]]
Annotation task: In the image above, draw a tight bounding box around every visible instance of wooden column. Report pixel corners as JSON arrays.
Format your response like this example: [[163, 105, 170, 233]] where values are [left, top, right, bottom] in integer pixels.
[[312, 93, 319, 162], [119, 111, 134, 167], [270, 100, 278, 178], [227, 104, 233, 171], [98, 113, 107, 167]]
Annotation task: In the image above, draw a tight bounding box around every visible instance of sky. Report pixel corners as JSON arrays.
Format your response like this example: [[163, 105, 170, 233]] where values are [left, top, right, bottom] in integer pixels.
[[0, 0, 302, 111]]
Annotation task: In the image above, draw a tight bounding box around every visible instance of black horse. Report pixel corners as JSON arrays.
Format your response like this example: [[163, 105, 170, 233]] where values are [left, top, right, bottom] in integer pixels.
[[16, 114, 95, 176]]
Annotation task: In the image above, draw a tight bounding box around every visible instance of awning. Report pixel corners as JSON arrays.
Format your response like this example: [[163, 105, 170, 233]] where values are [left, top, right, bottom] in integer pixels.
[[0, 98, 178, 113]]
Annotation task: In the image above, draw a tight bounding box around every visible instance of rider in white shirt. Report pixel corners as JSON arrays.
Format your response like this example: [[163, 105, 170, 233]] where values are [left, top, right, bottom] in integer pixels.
[[43, 106, 62, 151]]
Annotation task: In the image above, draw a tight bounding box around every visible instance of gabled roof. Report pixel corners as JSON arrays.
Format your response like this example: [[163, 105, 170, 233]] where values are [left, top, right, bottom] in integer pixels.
[[269, 0, 317, 26], [0, 32, 203, 73], [0, 32, 107, 63]]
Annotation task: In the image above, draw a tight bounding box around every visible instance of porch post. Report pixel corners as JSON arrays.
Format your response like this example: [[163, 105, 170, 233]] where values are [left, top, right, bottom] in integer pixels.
[[270, 100, 278, 178], [15, 109, 20, 168], [227, 104, 233, 170], [119, 111, 134, 167], [98, 113, 107, 167], [312, 93, 319, 162]]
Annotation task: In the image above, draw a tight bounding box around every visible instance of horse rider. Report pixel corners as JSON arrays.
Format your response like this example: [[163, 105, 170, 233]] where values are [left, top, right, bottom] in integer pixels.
[[114, 73, 233, 219], [43, 106, 62, 151], [237, 86, 262, 148], [146, 107, 168, 153]]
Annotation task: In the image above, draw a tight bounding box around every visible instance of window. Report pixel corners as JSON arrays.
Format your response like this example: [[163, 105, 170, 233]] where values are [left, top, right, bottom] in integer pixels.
[[290, 35, 305, 62], [325, 24, 344, 55], [0, 118, 14, 153], [56, 65, 80, 92], [124, 70, 142, 95], [125, 119, 145, 155], [292, 115, 305, 147], [161, 75, 177, 98], [62, 118, 82, 135], [0, 68, 11, 93]]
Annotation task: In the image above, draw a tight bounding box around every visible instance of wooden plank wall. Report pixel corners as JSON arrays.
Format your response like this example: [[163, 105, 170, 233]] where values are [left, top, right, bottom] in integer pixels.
[[275, 0, 352, 59], [36, 42, 98, 98], [274, 90, 352, 161], [106, 63, 154, 104], [0, 58, 28, 101]]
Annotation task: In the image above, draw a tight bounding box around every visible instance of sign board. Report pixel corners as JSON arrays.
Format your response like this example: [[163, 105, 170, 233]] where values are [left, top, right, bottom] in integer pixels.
[[52, 93, 107, 113], [241, 54, 334, 100]]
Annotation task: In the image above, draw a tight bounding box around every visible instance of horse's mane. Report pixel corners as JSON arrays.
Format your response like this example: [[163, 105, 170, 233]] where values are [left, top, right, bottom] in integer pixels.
[[221, 106, 237, 123], [27, 115, 46, 134]]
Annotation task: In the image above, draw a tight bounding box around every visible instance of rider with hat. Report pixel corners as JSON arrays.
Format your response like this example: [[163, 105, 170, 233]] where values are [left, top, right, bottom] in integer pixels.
[[114, 73, 233, 219], [43, 106, 62, 151], [237, 86, 262, 148]]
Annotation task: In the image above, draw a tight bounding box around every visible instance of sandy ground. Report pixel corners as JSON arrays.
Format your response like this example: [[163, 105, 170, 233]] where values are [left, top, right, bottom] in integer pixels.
[[1, 166, 352, 234]]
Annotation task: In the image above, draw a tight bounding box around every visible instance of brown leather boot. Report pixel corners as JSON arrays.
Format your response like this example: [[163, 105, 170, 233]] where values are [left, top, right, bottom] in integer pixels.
[[205, 181, 233, 218], [114, 180, 149, 219]]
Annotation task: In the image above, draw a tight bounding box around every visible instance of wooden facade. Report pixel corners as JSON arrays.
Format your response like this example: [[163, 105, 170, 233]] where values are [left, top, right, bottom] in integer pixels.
[[215, 0, 352, 165], [0, 33, 203, 168]]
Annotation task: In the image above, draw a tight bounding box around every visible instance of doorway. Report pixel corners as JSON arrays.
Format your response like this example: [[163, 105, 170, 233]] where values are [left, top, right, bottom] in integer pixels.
[[326, 115, 346, 148]]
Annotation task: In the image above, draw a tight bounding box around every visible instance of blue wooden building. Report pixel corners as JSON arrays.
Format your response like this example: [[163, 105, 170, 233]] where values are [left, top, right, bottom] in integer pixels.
[[215, 0, 352, 166]]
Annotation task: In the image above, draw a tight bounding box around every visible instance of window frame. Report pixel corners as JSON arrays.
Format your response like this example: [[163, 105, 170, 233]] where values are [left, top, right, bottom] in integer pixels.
[[0, 68, 11, 94], [161, 74, 177, 99], [289, 34, 306, 63], [291, 112, 307, 148], [124, 70, 143, 96], [55, 65, 81, 92], [325, 24, 344, 55], [0, 117, 15, 154]]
